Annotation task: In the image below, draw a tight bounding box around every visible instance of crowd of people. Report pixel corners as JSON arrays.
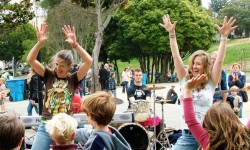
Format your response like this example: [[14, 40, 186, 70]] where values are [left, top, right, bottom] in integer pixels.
[[1, 14, 250, 150]]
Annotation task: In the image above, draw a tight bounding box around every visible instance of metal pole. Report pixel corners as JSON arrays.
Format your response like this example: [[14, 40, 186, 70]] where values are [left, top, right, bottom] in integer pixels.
[[153, 85, 157, 150]]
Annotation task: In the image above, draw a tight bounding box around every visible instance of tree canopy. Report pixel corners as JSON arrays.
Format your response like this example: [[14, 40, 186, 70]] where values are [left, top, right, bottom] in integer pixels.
[[219, 0, 250, 37], [209, 0, 229, 13], [0, 23, 36, 62], [104, 0, 215, 75], [0, 0, 34, 33]]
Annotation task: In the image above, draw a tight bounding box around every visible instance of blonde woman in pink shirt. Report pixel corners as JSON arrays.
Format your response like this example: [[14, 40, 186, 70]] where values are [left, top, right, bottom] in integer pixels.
[[183, 74, 250, 150]]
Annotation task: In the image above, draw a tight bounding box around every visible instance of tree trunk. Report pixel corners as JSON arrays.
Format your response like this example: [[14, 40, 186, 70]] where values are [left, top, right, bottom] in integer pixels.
[[160, 54, 164, 74], [92, 0, 103, 92], [245, 26, 250, 38], [162, 54, 168, 75], [146, 55, 150, 83], [91, 0, 122, 93], [151, 53, 157, 83], [114, 60, 120, 83], [92, 31, 103, 92]]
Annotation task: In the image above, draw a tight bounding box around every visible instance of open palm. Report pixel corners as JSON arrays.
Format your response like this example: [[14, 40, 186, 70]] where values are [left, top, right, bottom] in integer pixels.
[[160, 14, 176, 33], [36, 23, 48, 43], [215, 16, 237, 37], [62, 25, 77, 46]]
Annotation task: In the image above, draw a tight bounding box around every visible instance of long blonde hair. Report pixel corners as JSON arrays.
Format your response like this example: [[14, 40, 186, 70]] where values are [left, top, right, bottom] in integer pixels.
[[203, 102, 250, 150], [188, 50, 211, 90]]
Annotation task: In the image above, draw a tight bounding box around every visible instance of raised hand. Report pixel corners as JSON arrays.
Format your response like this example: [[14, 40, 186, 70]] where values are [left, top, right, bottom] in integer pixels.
[[36, 23, 48, 43], [160, 14, 177, 35], [62, 25, 77, 47], [186, 74, 207, 90], [215, 16, 238, 37]]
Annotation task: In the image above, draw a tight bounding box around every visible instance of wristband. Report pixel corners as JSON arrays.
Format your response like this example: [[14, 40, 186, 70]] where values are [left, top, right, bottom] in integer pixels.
[[220, 38, 227, 41], [72, 42, 79, 48], [169, 34, 176, 38]]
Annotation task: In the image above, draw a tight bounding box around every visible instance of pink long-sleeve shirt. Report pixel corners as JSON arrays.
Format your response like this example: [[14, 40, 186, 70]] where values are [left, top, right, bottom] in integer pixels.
[[184, 98, 250, 149]]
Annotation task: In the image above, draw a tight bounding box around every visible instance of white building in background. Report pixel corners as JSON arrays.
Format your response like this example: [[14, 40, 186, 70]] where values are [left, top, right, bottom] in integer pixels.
[[30, 0, 47, 27]]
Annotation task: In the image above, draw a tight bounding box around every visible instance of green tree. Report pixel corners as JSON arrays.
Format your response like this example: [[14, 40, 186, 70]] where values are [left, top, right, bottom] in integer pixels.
[[104, 0, 215, 82], [0, 23, 36, 75], [209, 0, 229, 13], [219, 0, 250, 37], [39, 0, 96, 64], [0, 0, 34, 33]]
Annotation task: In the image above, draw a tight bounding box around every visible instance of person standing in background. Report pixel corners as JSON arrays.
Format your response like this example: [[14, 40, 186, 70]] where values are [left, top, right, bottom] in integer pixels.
[[104, 64, 111, 90], [99, 64, 109, 91], [121, 67, 131, 93], [85, 67, 92, 95], [210, 51, 228, 102], [228, 63, 246, 118], [108, 72, 117, 98], [27, 68, 39, 116], [0, 78, 7, 112]]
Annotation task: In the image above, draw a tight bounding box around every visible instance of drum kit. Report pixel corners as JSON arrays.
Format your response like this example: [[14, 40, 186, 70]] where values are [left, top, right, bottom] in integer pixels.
[[118, 85, 173, 150]]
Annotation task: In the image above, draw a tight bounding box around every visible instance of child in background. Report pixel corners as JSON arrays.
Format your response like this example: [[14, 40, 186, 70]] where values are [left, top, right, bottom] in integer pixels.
[[183, 74, 250, 150], [0, 78, 7, 112], [108, 72, 117, 98], [46, 113, 78, 150], [75, 91, 131, 150], [230, 85, 242, 117], [0, 111, 25, 150]]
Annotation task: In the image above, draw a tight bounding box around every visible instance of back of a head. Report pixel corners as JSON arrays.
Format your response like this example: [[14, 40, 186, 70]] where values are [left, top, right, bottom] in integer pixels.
[[0, 112, 25, 150], [230, 85, 239, 91], [203, 102, 250, 149], [46, 113, 78, 145], [82, 91, 116, 126]]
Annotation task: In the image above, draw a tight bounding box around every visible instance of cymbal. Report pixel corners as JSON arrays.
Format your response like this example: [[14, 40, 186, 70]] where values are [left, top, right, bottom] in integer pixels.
[[115, 98, 124, 105], [133, 99, 148, 103], [155, 99, 172, 103], [143, 86, 166, 90]]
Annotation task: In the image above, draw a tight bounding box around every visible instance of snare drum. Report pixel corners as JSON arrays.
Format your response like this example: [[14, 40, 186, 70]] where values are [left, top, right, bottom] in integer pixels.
[[133, 100, 150, 122], [118, 123, 149, 150]]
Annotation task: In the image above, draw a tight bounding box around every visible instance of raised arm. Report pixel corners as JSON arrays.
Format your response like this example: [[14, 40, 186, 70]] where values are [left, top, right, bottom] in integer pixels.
[[211, 16, 237, 86], [26, 24, 47, 77], [62, 25, 93, 81], [184, 74, 210, 149], [160, 15, 186, 80]]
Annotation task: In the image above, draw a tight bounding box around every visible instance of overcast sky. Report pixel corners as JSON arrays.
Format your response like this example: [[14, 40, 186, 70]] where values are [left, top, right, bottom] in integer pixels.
[[201, 0, 211, 8]]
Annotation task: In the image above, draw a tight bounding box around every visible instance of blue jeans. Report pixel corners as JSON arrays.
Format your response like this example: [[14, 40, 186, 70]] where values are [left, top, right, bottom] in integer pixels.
[[239, 103, 243, 118], [79, 79, 85, 97], [27, 101, 39, 116], [172, 131, 199, 150], [122, 81, 129, 93], [31, 124, 54, 150], [110, 90, 117, 98]]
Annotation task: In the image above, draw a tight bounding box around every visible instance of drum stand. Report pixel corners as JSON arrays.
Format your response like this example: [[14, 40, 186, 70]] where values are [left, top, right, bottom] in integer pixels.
[[151, 85, 171, 150]]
